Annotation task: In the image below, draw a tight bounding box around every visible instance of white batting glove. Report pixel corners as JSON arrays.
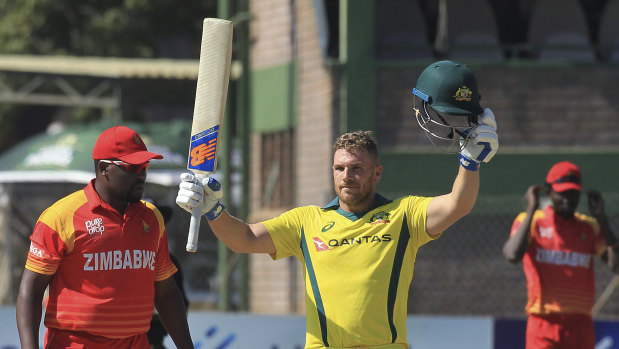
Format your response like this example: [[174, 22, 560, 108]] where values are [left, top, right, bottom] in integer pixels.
[[176, 173, 225, 220], [459, 108, 499, 171]]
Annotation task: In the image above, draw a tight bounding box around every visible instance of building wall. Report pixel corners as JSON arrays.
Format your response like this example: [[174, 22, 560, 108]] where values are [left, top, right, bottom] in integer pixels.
[[295, 0, 334, 207], [249, 0, 334, 315], [248, 0, 293, 314], [249, 0, 292, 69]]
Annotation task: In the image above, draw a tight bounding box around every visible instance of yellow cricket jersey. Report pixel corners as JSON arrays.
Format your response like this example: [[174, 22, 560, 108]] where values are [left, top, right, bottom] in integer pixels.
[[262, 194, 436, 349]]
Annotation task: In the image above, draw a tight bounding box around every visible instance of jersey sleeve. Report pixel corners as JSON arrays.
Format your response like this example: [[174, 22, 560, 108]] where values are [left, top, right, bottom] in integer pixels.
[[148, 204, 177, 281], [509, 210, 548, 249], [154, 230, 177, 281], [510, 212, 534, 241], [25, 207, 71, 275], [405, 196, 435, 248], [262, 207, 307, 260]]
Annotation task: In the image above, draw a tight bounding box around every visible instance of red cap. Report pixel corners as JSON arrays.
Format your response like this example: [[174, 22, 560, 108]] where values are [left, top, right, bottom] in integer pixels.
[[92, 126, 163, 164], [546, 161, 581, 192]]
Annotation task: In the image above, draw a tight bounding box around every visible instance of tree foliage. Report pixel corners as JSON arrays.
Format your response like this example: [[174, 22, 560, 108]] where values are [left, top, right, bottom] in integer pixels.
[[0, 0, 217, 57], [0, 0, 218, 151]]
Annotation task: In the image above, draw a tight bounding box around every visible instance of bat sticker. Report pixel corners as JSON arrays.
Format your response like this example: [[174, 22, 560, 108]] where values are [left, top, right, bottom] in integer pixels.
[[188, 125, 219, 172]]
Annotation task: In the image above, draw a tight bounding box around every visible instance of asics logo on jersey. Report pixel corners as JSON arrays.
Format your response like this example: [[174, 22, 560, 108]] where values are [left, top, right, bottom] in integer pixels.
[[369, 211, 391, 225], [312, 237, 330, 252], [85, 218, 105, 235], [322, 221, 336, 232], [83, 249, 156, 271], [328, 234, 392, 247]]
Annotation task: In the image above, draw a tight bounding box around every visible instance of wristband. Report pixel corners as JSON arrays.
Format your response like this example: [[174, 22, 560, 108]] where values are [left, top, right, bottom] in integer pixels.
[[459, 154, 480, 171], [206, 201, 226, 221]]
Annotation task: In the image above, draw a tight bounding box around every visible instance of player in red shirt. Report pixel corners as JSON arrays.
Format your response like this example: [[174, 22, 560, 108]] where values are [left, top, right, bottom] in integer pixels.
[[503, 161, 619, 349], [16, 126, 193, 349]]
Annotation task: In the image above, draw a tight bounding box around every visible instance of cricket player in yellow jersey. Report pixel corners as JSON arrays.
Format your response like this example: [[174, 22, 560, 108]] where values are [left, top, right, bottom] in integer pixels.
[[176, 60, 499, 348], [16, 126, 193, 349]]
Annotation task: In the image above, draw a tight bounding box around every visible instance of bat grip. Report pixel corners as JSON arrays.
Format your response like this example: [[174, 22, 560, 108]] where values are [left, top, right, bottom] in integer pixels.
[[186, 173, 206, 252], [186, 206, 202, 252]]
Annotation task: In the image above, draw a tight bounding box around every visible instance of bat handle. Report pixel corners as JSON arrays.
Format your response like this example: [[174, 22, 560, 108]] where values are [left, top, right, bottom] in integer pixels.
[[186, 173, 206, 252], [186, 206, 202, 252]]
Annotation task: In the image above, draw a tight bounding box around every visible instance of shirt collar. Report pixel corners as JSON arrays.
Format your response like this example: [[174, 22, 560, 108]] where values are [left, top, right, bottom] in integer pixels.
[[85, 179, 105, 211], [322, 193, 392, 210]]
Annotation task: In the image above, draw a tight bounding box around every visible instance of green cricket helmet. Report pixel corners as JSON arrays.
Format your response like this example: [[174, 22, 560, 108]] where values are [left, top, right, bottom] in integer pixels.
[[412, 60, 483, 152]]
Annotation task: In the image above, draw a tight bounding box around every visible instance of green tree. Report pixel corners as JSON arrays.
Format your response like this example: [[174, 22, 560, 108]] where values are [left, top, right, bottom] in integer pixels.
[[0, 0, 217, 151], [0, 0, 216, 57]]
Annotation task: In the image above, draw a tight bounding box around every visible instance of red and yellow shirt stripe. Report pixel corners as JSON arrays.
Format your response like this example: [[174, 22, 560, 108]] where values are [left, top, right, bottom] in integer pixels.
[[510, 205, 606, 316], [25, 179, 177, 338]]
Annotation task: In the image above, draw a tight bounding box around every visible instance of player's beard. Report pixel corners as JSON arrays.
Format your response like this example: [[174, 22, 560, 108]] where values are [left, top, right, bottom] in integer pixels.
[[554, 200, 578, 218], [336, 174, 375, 210], [126, 183, 145, 203], [551, 191, 580, 219], [126, 191, 143, 203]]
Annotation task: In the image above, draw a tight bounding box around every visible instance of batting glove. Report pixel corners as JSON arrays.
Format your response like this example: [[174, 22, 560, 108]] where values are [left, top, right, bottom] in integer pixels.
[[459, 108, 499, 171], [176, 173, 226, 221]]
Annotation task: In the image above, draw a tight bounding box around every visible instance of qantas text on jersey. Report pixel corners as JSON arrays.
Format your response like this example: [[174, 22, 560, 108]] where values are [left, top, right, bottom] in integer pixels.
[[327, 234, 392, 247], [83, 249, 156, 271]]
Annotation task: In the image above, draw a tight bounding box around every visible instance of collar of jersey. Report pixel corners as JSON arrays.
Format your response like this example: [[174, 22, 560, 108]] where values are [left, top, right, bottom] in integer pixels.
[[322, 194, 392, 221]]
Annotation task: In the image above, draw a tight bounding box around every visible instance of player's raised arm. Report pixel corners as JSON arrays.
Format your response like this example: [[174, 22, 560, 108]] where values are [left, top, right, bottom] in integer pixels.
[[587, 190, 619, 273], [411, 61, 498, 237], [502, 185, 542, 263], [176, 173, 276, 254], [426, 108, 497, 237]]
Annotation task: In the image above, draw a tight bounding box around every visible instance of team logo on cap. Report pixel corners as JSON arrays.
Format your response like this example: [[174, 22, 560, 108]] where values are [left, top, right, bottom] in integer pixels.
[[453, 86, 473, 101], [134, 134, 142, 145]]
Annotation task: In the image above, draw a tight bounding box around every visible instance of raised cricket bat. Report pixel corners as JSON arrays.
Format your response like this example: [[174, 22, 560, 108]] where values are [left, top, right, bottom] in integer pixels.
[[186, 18, 233, 252]]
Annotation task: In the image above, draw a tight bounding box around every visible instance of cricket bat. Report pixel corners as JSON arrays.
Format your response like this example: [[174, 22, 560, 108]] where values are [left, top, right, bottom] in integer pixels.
[[186, 18, 233, 252]]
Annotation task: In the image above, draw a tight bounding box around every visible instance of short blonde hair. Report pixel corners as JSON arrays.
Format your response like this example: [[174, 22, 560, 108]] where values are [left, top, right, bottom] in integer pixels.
[[333, 131, 379, 161]]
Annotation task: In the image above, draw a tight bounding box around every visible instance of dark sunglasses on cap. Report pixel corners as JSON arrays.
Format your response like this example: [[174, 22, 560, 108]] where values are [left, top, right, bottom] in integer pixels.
[[100, 159, 150, 173]]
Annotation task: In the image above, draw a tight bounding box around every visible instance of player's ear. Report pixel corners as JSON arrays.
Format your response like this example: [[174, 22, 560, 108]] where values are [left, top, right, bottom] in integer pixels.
[[373, 164, 383, 183]]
